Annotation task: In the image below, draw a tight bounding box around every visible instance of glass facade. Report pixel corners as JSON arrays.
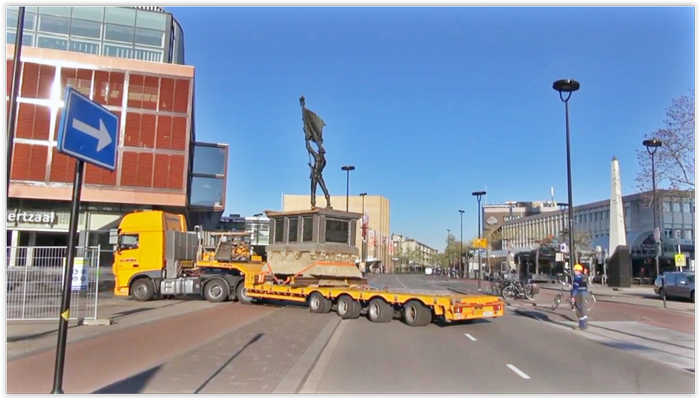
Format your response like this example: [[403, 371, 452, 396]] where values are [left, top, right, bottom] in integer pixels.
[[189, 143, 228, 209], [6, 6, 172, 64]]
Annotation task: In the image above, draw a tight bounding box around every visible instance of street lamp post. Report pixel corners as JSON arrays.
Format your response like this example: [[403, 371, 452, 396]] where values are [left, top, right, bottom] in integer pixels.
[[359, 192, 368, 269], [253, 213, 263, 246], [553, 78, 580, 285], [7, 6, 26, 198], [446, 229, 451, 277], [341, 166, 355, 211], [458, 210, 465, 279], [643, 138, 664, 308], [557, 202, 570, 282], [472, 191, 486, 290]]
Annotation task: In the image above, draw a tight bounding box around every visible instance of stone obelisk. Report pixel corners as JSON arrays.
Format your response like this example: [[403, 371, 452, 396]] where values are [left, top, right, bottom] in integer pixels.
[[609, 156, 627, 252]]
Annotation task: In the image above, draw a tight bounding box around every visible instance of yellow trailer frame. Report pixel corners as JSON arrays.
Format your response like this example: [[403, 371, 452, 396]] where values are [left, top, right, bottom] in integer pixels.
[[240, 271, 505, 326]]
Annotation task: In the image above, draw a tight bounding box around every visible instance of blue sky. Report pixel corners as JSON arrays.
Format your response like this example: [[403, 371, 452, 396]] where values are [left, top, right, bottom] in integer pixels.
[[170, 7, 694, 250]]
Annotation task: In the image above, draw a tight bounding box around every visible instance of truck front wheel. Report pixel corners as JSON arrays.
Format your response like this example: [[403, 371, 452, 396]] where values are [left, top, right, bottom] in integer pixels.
[[204, 279, 229, 303], [131, 279, 155, 302], [236, 282, 254, 305]]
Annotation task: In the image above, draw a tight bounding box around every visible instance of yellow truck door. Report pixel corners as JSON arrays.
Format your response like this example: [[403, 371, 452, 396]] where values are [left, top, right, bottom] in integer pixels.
[[114, 233, 141, 295]]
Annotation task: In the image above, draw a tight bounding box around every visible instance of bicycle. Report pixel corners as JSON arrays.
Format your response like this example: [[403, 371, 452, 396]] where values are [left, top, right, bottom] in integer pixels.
[[488, 277, 506, 296], [501, 280, 538, 301], [551, 282, 596, 312]]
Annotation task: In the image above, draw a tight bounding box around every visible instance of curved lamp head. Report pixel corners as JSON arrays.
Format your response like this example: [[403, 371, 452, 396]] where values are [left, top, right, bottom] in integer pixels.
[[458, 210, 465, 214], [642, 139, 663, 148], [552, 79, 581, 93], [359, 192, 367, 196], [472, 191, 487, 197], [341, 165, 355, 172]]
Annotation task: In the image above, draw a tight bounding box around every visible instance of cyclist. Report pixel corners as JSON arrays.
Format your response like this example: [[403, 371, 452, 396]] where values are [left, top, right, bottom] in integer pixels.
[[572, 264, 589, 330]]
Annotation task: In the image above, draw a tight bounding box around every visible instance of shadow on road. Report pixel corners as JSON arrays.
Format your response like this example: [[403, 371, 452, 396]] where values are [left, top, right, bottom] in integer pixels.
[[434, 318, 492, 328], [92, 334, 265, 394], [7, 324, 80, 343], [194, 333, 264, 393], [93, 366, 162, 394], [511, 307, 577, 325]]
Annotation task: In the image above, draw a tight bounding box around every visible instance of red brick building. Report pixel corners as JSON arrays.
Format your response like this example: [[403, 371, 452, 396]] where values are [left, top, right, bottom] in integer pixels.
[[6, 43, 228, 260]]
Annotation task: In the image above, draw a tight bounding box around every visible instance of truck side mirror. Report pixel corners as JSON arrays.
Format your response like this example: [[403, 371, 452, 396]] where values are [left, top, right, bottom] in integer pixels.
[[109, 229, 119, 245]]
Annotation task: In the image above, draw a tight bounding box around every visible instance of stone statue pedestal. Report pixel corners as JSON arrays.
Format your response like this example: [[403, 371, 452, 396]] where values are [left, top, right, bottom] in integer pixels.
[[265, 208, 364, 283]]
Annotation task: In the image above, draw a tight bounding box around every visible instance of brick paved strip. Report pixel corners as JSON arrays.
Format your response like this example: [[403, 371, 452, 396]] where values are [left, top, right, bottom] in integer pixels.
[[7, 304, 279, 394], [97, 307, 337, 394]]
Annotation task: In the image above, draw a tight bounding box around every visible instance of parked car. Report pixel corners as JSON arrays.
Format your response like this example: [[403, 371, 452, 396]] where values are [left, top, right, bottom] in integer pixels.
[[654, 272, 694, 302]]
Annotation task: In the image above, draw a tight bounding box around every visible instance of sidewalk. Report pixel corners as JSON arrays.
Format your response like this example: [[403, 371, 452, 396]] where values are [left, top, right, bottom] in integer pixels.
[[7, 297, 222, 361]]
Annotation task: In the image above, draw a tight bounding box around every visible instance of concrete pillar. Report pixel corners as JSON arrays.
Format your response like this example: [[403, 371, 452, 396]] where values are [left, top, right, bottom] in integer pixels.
[[9, 230, 19, 266], [609, 156, 627, 253], [27, 231, 36, 267]]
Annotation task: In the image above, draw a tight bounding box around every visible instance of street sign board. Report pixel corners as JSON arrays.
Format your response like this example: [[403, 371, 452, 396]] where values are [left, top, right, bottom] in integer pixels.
[[560, 243, 568, 253], [675, 253, 687, 268], [57, 87, 119, 171], [472, 238, 488, 249]]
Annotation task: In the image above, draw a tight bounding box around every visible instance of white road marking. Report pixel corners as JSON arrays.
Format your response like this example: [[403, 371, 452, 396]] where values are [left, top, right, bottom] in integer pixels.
[[395, 275, 407, 289], [506, 364, 531, 379], [464, 333, 477, 341]]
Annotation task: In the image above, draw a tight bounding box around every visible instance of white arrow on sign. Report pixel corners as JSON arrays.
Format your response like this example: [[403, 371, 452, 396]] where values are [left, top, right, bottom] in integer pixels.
[[72, 119, 112, 152]]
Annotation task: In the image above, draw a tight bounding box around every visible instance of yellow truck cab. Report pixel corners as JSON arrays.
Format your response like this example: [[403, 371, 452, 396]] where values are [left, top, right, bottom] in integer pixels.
[[112, 210, 257, 303]]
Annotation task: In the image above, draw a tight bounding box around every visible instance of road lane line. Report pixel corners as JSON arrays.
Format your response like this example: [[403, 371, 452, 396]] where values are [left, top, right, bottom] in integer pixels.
[[395, 275, 407, 289], [506, 364, 531, 379], [300, 320, 348, 393], [464, 334, 477, 341]]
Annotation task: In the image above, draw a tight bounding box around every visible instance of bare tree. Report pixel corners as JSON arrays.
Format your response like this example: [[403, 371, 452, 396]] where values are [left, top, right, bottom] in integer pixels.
[[636, 90, 695, 198]]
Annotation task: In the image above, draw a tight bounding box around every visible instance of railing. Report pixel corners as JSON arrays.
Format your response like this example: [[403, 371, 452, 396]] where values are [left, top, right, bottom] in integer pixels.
[[6, 246, 100, 321]]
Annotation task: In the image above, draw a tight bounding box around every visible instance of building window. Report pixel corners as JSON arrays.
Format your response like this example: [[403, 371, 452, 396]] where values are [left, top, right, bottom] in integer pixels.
[[103, 44, 132, 58], [136, 10, 167, 30], [37, 35, 68, 50], [70, 19, 102, 39], [71, 6, 105, 22], [302, 216, 313, 242], [662, 202, 671, 212], [133, 48, 163, 62], [38, 15, 70, 35], [325, 219, 349, 244], [39, 6, 72, 17], [7, 10, 36, 30], [684, 230, 693, 240], [675, 230, 682, 239], [189, 177, 223, 207], [673, 203, 681, 212], [192, 145, 226, 176], [683, 203, 691, 213], [6, 31, 34, 46], [664, 229, 673, 238], [274, 218, 284, 243], [104, 7, 136, 26], [134, 28, 164, 47], [69, 40, 100, 55], [287, 217, 299, 243], [104, 24, 134, 43]]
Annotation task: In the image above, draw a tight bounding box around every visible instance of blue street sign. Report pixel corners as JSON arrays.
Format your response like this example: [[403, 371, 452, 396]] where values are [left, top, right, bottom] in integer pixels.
[[57, 86, 119, 171]]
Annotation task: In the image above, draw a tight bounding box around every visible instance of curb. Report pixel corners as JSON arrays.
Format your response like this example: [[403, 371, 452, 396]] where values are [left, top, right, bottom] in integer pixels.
[[272, 315, 341, 394]]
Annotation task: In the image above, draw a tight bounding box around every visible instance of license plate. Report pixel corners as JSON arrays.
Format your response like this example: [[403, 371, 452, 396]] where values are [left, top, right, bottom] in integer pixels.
[[483, 311, 494, 317]]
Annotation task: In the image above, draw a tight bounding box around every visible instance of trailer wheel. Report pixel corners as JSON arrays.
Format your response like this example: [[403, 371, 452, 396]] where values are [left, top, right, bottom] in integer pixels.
[[131, 278, 155, 302], [336, 295, 360, 319], [402, 300, 431, 327], [236, 282, 254, 305], [309, 292, 331, 314], [367, 298, 393, 323], [204, 279, 229, 303]]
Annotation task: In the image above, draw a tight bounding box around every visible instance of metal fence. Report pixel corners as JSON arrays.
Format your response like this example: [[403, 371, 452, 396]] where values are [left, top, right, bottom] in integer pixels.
[[6, 246, 100, 321]]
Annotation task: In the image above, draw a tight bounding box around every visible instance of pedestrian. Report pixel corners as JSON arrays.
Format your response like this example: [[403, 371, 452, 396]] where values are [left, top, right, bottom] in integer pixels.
[[571, 264, 589, 330]]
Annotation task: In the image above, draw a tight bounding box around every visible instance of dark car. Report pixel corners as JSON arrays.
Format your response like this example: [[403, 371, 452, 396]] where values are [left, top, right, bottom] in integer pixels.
[[654, 272, 694, 302]]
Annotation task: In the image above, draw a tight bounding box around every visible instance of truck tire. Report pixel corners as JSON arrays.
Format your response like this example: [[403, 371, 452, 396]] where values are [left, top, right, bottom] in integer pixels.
[[402, 300, 431, 327], [131, 279, 155, 302], [204, 279, 229, 303], [309, 292, 331, 314], [236, 282, 254, 305], [348, 299, 362, 319], [367, 298, 393, 323], [336, 295, 359, 319]]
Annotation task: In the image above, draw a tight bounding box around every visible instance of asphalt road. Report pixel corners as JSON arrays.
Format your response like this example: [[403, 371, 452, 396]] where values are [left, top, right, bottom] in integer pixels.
[[309, 274, 694, 394]]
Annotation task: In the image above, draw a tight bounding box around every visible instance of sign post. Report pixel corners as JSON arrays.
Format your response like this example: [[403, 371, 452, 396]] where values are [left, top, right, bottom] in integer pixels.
[[52, 87, 118, 394]]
